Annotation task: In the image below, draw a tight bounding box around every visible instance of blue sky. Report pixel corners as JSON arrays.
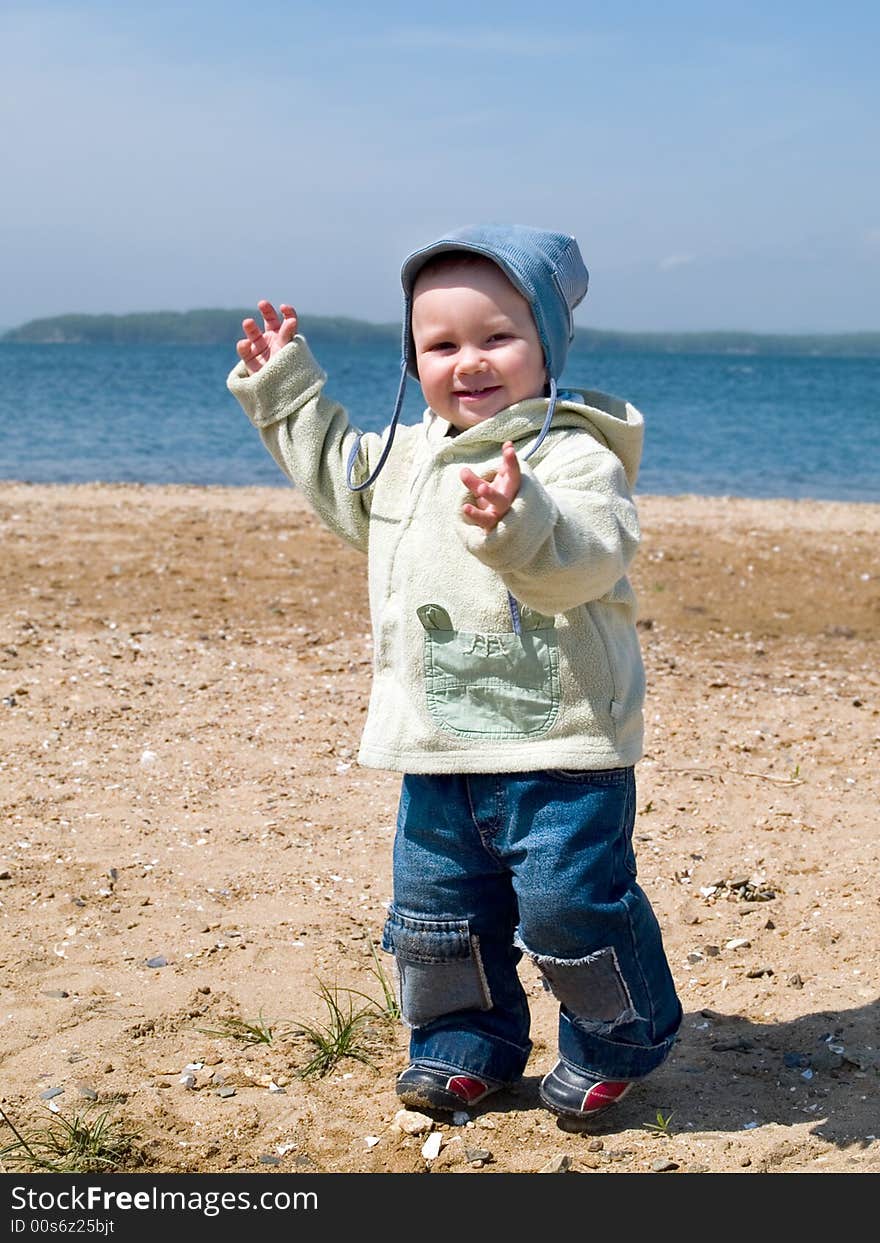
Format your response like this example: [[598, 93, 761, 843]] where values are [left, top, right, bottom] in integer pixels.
[[2, 1, 878, 332]]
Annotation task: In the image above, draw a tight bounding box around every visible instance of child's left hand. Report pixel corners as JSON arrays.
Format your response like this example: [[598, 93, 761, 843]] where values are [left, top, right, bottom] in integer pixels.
[[459, 442, 521, 531]]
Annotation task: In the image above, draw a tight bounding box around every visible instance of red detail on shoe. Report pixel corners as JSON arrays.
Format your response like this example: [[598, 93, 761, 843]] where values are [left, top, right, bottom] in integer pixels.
[[581, 1080, 633, 1114], [446, 1075, 490, 1104]]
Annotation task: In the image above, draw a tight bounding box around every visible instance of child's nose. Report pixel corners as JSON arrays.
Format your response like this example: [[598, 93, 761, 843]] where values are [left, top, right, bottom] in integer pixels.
[[455, 347, 488, 375]]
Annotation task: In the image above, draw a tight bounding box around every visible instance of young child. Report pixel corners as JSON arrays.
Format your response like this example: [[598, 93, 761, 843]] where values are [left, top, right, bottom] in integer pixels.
[[227, 224, 682, 1125]]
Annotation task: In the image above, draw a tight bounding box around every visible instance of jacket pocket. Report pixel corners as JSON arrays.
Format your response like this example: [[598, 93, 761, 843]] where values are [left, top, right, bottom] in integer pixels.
[[382, 907, 493, 1028], [417, 603, 560, 740]]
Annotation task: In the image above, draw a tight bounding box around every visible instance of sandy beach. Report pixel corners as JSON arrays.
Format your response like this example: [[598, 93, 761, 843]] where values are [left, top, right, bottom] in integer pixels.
[[1, 480, 878, 1176]]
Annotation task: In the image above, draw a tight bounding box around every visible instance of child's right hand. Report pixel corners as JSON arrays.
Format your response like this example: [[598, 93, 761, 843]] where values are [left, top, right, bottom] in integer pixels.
[[236, 300, 298, 374]]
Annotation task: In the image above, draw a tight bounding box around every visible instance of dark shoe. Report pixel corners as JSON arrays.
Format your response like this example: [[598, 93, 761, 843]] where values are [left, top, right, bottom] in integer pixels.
[[396, 1064, 501, 1113], [539, 1059, 634, 1123]]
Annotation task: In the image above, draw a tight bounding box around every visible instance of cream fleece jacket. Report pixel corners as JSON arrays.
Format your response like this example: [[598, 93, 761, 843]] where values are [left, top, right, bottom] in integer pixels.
[[227, 336, 647, 773]]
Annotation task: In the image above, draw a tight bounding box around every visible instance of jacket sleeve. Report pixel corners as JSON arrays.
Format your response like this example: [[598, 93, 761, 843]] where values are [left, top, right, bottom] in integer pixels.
[[456, 442, 640, 614], [226, 336, 386, 554]]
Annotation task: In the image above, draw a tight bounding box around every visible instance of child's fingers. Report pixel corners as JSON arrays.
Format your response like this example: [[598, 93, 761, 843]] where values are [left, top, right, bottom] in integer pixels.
[[241, 317, 270, 357], [461, 503, 498, 531], [460, 466, 500, 496], [257, 300, 281, 332], [474, 484, 506, 509], [279, 306, 299, 343]]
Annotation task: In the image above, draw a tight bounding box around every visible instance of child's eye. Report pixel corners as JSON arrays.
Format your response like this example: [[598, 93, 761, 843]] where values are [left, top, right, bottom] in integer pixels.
[[428, 341, 456, 351], [488, 333, 512, 343]]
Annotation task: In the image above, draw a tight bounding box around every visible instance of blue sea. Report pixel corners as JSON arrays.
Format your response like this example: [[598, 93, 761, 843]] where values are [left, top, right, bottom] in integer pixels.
[[1, 341, 878, 501]]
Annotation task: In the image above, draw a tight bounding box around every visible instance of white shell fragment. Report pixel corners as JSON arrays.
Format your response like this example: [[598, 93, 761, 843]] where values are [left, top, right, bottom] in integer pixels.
[[421, 1132, 443, 1161]]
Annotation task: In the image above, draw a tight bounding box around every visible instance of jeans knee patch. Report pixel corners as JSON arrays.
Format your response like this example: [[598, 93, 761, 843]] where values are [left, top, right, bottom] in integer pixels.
[[518, 940, 638, 1033], [382, 908, 492, 1028]]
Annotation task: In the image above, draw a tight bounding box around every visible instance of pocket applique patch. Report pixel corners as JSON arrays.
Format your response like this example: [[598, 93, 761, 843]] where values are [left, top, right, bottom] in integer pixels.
[[416, 602, 560, 740], [382, 909, 493, 1028]]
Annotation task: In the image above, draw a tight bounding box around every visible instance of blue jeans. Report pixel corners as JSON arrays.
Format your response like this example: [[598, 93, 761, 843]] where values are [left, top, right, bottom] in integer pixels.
[[382, 769, 682, 1086]]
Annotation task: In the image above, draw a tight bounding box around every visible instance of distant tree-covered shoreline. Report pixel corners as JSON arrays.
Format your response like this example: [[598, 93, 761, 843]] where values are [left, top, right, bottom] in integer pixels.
[[2, 309, 879, 356]]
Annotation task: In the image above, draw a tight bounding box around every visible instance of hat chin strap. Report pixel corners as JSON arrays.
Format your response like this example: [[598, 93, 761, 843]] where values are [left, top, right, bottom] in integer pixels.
[[522, 375, 558, 462], [346, 358, 409, 492]]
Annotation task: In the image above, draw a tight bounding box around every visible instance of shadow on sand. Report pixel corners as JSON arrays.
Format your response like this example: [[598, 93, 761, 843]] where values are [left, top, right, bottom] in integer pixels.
[[490, 997, 880, 1151]]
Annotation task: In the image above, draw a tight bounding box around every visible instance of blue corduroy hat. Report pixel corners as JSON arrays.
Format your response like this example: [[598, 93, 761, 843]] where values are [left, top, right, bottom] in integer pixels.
[[346, 223, 589, 492], [400, 223, 589, 380]]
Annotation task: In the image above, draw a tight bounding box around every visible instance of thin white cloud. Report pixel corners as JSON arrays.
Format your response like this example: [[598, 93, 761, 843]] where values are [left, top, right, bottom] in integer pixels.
[[658, 253, 697, 272]]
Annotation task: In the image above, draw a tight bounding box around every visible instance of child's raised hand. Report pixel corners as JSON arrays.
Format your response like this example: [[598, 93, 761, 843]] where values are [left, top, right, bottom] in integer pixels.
[[236, 300, 298, 374], [459, 441, 521, 531]]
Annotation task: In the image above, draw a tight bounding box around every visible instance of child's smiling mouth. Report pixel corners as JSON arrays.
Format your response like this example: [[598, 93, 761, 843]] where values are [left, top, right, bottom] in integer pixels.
[[455, 386, 501, 401]]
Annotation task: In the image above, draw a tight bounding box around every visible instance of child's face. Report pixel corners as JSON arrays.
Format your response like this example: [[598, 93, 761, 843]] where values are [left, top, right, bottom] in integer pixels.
[[411, 259, 547, 431]]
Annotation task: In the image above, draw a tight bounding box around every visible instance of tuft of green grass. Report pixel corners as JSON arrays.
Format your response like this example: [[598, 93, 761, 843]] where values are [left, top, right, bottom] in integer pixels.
[[191, 940, 401, 1083], [344, 935, 400, 1022], [0, 1104, 144, 1173], [197, 1011, 278, 1045], [292, 982, 380, 1080], [643, 1109, 675, 1136]]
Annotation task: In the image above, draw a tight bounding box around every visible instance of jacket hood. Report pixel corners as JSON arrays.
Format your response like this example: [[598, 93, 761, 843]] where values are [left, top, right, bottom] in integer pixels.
[[424, 387, 644, 490]]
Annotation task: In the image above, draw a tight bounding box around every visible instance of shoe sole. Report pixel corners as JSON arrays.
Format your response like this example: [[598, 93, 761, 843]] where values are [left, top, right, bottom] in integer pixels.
[[396, 1075, 500, 1113], [396, 1085, 463, 1112]]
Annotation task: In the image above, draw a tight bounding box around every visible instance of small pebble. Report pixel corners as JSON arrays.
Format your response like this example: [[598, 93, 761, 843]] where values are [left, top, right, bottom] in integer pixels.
[[364, 1136, 380, 1148], [452, 1110, 471, 1126], [77, 1086, 99, 1101], [394, 1108, 434, 1136], [39, 1087, 64, 1100], [421, 1132, 443, 1161], [539, 1154, 570, 1174], [146, 956, 167, 969], [41, 989, 70, 999], [651, 1158, 679, 1172], [259, 1154, 281, 1166], [215, 1086, 236, 1098]]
